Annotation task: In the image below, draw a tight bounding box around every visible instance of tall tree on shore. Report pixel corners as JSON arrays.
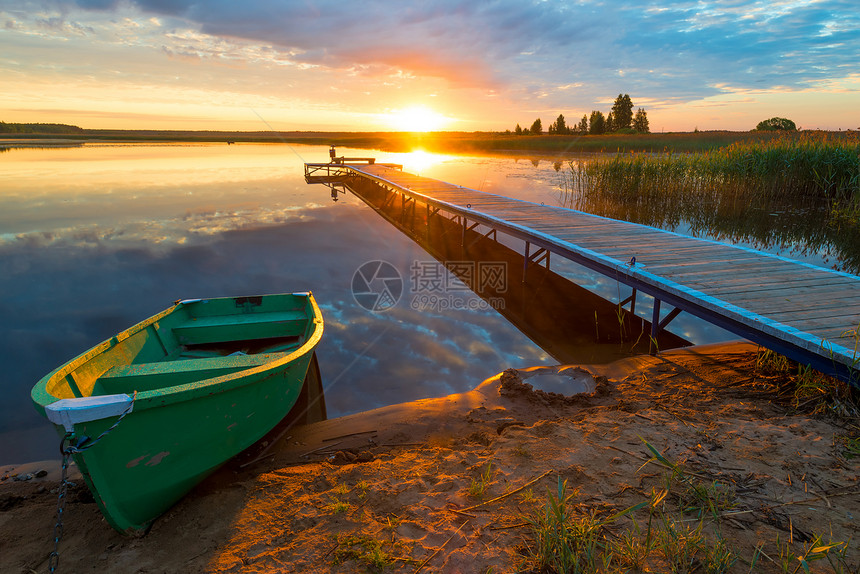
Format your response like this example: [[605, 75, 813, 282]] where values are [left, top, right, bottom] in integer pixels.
[[606, 112, 615, 132], [530, 118, 543, 135], [552, 114, 568, 135], [578, 115, 588, 133], [611, 94, 634, 130], [588, 111, 606, 134], [632, 108, 650, 133], [515, 123, 523, 135]]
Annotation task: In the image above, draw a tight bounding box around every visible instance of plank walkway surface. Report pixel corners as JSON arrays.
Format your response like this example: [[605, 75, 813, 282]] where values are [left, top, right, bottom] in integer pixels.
[[306, 162, 860, 384]]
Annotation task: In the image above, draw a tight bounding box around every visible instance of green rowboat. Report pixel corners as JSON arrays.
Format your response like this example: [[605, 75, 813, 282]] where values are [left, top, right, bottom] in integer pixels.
[[31, 292, 324, 534]]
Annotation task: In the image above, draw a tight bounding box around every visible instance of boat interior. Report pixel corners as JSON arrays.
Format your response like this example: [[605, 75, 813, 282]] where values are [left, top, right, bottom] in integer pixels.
[[46, 300, 313, 400]]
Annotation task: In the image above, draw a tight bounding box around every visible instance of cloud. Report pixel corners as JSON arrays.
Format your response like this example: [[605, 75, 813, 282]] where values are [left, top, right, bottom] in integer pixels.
[[89, 0, 855, 102], [51, 0, 610, 89], [610, 1, 860, 94], [4, 0, 859, 129]]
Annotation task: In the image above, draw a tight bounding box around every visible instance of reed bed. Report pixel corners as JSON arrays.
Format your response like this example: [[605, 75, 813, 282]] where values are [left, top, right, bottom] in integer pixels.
[[560, 133, 860, 273]]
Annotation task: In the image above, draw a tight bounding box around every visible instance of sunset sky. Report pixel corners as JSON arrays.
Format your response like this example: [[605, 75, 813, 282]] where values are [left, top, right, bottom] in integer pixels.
[[1, 0, 858, 132]]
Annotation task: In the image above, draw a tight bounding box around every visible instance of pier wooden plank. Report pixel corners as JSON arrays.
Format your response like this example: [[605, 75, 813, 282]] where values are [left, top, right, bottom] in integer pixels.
[[664, 266, 807, 284], [637, 250, 770, 268], [590, 243, 721, 258], [801, 321, 860, 343], [585, 245, 753, 265], [550, 230, 714, 250], [717, 290, 852, 310], [828, 336, 859, 353], [647, 258, 791, 276], [723, 290, 860, 313], [707, 275, 857, 296], [739, 293, 860, 314], [685, 269, 850, 291], [558, 232, 705, 249]]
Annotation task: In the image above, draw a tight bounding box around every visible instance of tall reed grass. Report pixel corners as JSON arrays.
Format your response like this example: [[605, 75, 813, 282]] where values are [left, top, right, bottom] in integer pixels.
[[560, 132, 860, 273]]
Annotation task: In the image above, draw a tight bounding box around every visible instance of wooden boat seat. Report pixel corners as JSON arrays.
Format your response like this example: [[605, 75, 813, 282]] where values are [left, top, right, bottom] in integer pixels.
[[94, 353, 289, 394], [171, 310, 308, 345]]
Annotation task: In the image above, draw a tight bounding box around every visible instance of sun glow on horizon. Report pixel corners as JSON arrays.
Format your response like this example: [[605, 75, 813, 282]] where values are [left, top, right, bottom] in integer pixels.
[[386, 106, 451, 132], [398, 149, 453, 173]]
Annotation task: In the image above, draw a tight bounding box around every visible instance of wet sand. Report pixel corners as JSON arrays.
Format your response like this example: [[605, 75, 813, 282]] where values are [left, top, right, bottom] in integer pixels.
[[2, 341, 857, 573]]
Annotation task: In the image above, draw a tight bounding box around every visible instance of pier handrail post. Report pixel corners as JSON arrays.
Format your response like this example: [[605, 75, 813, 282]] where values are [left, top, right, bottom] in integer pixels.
[[649, 298, 662, 355]]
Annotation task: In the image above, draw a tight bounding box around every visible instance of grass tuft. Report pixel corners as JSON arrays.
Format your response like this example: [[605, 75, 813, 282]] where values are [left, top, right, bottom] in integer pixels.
[[754, 348, 860, 419], [527, 477, 602, 574], [332, 533, 416, 571], [469, 462, 495, 499], [657, 516, 704, 573], [701, 535, 739, 574]]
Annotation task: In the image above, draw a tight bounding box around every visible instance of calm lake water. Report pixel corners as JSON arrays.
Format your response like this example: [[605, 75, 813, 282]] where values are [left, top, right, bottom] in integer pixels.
[[0, 142, 843, 464]]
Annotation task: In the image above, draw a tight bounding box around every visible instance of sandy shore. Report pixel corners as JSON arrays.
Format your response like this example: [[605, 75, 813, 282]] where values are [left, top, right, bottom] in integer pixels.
[[2, 341, 857, 573]]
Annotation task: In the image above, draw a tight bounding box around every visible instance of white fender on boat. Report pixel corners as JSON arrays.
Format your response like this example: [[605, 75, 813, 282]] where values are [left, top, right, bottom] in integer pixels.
[[45, 394, 134, 432]]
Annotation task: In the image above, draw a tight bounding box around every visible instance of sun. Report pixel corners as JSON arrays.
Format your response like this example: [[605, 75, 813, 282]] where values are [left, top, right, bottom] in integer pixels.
[[388, 106, 449, 132]]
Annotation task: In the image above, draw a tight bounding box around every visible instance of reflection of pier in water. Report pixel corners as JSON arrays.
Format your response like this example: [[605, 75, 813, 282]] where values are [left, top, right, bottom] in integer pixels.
[[308, 169, 689, 365], [305, 156, 860, 386]]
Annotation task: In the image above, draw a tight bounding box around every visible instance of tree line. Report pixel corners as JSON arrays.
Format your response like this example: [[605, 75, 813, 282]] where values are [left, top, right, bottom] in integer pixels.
[[0, 122, 85, 134], [512, 94, 649, 136]]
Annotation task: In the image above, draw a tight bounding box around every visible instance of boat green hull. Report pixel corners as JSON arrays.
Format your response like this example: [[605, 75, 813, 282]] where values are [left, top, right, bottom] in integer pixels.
[[32, 293, 324, 534]]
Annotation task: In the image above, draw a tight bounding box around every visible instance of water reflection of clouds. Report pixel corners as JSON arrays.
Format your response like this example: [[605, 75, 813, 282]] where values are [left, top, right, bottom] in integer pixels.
[[0, 204, 326, 248], [316, 290, 544, 415], [1, 199, 551, 463]]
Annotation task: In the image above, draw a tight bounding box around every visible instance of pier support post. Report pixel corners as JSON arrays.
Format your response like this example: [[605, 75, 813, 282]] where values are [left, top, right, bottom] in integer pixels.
[[650, 299, 662, 355], [650, 299, 682, 355], [426, 204, 432, 241], [466, 227, 497, 249], [523, 241, 531, 281], [382, 189, 396, 209], [460, 218, 479, 249], [523, 241, 550, 282], [620, 288, 637, 315], [424, 205, 441, 241]]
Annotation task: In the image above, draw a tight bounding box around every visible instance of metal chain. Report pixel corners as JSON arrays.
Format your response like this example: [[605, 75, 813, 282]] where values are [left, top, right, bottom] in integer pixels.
[[66, 391, 137, 455], [46, 392, 136, 573], [49, 435, 75, 573]]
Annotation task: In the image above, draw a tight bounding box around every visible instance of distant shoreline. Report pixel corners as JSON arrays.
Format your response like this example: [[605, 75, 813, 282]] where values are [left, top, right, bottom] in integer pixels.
[[0, 129, 841, 154]]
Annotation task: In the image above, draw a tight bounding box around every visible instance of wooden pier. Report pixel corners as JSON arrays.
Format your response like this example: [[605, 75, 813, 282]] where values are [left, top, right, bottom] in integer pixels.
[[305, 160, 860, 386]]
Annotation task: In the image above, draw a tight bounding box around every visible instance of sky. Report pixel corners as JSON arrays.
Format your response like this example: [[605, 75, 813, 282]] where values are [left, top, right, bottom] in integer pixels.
[[1, 0, 858, 132]]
